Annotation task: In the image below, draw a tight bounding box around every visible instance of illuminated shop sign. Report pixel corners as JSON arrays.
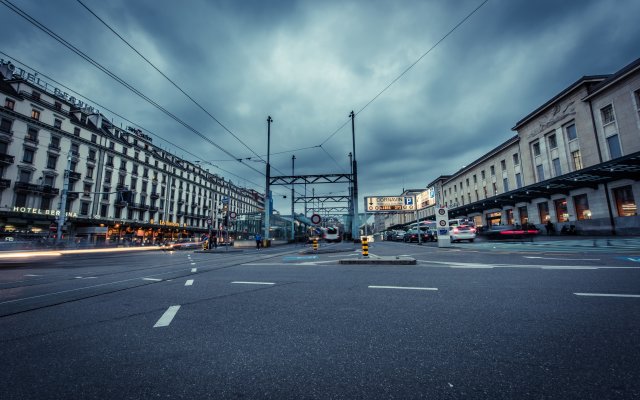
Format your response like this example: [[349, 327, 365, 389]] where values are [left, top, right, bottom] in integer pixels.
[[0, 59, 99, 115], [13, 206, 78, 218]]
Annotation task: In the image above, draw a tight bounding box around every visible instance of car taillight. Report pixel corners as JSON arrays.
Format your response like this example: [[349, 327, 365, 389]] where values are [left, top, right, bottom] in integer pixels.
[[470, 228, 476, 233], [453, 228, 459, 233]]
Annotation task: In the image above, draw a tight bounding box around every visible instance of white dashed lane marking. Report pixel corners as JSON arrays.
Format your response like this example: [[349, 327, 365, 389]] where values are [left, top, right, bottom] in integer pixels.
[[153, 305, 181, 328], [185, 280, 194, 286]]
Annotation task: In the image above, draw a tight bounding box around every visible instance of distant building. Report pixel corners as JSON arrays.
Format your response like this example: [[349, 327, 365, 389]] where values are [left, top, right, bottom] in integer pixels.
[[379, 56, 640, 235], [0, 59, 264, 244]]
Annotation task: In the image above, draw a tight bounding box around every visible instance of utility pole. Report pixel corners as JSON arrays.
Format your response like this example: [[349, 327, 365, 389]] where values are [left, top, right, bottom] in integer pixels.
[[264, 116, 272, 241], [56, 154, 72, 243], [291, 155, 295, 241], [350, 111, 359, 241]]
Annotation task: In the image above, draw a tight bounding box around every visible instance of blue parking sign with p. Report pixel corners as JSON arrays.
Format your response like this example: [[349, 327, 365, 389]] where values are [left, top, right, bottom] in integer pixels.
[[404, 197, 413, 206]]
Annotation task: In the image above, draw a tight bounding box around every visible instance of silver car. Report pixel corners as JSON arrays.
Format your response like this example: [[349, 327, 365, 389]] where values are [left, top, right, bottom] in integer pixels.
[[450, 225, 476, 242]]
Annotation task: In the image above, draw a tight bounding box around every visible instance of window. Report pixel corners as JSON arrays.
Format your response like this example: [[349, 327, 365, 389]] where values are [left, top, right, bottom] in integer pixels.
[[104, 170, 112, 183], [19, 169, 31, 183], [536, 164, 545, 181], [54, 101, 62, 111], [109, 142, 115, 150], [565, 124, 577, 141], [54, 118, 62, 129], [26, 127, 38, 142], [500, 160, 506, 171], [83, 183, 92, 197], [80, 202, 90, 215], [571, 150, 583, 170], [481, 170, 485, 180], [532, 141, 541, 156], [120, 160, 127, 171], [46, 154, 57, 169], [22, 148, 35, 163], [31, 109, 40, 120], [106, 155, 114, 166], [32, 91, 40, 100], [91, 134, 97, 143], [548, 134, 557, 149], [552, 158, 562, 177], [70, 161, 77, 172], [15, 192, 27, 207], [492, 182, 498, 195], [4, 98, 15, 110], [554, 199, 569, 222], [71, 143, 80, 156], [50, 135, 60, 149], [86, 166, 94, 179], [515, 173, 523, 189], [601, 104, 615, 124], [537, 202, 550, 222], [102, 187, 110, 201], [473, 174, 477, 184], [573, 194, 591, 220], [43, 175, 55, 186], [100, 204, 108, 217], [503, 178, 509, 192], [88, 149, 96, 161], [613, 185, 637, 217], [0, 117, 12, 133], [607, 134, 622, 159], [513, 153, 519, 165], [518, 206, 528, 224], [74, 127, 81, 136]]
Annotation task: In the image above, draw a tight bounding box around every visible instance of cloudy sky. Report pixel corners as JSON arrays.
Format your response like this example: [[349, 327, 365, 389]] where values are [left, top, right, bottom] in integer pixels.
[[1, 0, 639, 214]]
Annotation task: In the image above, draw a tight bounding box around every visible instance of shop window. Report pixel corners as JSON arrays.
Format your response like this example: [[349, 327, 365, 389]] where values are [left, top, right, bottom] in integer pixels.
[[537, 202, 550, 222], [613, 185, 637, 216], [554, 199, 569, 222], [518, 206, 528, 224], [506, 209, 514, 225], [573, 194, 591, 220]]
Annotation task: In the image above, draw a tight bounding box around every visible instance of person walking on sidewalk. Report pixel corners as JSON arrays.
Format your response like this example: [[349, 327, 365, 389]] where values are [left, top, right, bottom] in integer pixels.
[[255, 233, 262, 249], [545, 220, 554, 235]]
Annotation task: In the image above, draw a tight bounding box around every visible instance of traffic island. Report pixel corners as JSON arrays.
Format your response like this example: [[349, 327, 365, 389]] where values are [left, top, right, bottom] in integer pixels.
[[339, 256, 416, 265]]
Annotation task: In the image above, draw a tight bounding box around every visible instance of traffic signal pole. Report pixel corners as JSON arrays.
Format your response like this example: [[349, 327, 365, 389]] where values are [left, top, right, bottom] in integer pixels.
[[350, 111, 359, 241], [56, 154, 72, 243], [264, 116, 272, 241]]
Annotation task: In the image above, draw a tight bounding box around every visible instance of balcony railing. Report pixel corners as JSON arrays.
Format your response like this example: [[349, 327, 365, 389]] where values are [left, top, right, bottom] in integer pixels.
[[69, 171, 82, 180], [14, 182, 60, 195], [150, 192, 160, 199], [0, 179, 11, 189], [0, 153, 15, 164]]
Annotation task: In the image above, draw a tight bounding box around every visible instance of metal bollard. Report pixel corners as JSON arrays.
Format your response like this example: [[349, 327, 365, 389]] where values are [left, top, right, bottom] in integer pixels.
[[361, 236, 369, 257], [313, 238, 318, 252]]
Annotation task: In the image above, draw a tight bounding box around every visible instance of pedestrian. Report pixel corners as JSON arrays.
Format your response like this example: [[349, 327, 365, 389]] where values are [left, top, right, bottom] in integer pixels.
[[255, 233, 262, 249], [545, 220, 554, 235]]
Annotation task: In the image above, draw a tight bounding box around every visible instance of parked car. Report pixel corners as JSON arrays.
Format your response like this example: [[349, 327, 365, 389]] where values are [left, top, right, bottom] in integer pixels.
[[393, 230, 406, 241], [403, 229, 434, 243], [449, 225, 476, 242], [481, 224, 539, 240]]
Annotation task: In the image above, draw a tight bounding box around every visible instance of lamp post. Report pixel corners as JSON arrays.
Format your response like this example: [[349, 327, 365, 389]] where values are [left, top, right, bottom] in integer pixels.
[[264, 116, 272, 241], [291, 154, 295, 241], [56, 154, 72, 243], [350, 111, 359, 241]]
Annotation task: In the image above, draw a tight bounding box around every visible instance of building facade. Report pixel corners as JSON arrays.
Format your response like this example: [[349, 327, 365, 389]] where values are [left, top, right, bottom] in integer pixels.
[[0, 60, 264, 244], [379, 57, 640, 235]]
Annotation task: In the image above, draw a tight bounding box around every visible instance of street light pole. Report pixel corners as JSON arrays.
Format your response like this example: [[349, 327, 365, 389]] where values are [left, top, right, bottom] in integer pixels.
[[56, 154, 72, 243], [291, 154, 295, 242], [264, 116, 272, 241], [350, 111, 359, 241]]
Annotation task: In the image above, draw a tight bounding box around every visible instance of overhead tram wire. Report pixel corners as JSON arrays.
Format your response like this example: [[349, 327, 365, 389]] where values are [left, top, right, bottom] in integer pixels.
[[75, 0, 266, 165], [0, 50, 271, 195], [316, 0, 489, 147], [0, 0, 263, 178]]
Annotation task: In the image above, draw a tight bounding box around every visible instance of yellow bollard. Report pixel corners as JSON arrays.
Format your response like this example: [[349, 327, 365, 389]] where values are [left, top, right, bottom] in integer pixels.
[[313, 238, 318, 251], [361, 236, 369, 257]]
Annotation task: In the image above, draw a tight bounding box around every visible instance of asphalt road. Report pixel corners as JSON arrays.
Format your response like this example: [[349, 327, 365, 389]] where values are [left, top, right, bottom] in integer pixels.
[[1, 240, 639, 399]]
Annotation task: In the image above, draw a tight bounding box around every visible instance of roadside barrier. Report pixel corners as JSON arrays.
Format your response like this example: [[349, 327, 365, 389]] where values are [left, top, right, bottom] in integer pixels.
[[313, 238, 318, 251], [361, 236, 369, 257]]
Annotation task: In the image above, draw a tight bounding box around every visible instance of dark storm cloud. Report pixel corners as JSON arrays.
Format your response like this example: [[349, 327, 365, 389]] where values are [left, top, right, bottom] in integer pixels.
[[1, 0, 640, 212]]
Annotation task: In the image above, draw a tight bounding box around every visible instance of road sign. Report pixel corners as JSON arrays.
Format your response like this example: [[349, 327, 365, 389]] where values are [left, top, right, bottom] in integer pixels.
[[229, 211, 237, 220], [364, 196, 417, 212], [310, 213, 322, 225], [221, 196, 229, 204]]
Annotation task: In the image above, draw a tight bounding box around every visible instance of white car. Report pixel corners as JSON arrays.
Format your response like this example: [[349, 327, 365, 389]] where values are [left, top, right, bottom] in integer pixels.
[[450, 225, 476, 242]]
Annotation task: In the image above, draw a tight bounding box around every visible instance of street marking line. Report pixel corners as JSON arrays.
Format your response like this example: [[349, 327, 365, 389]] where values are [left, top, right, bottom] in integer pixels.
[[190, 262, 196, 265], [574, 293, 640, 298], [143, 278, 162, 281], [185, 279, 194, 286], [231, 281, 275, 285], [368, 285, 438, 291], [74, 276, 98, 279], [24, 274, 42, 277], [525, 256, 601, 261], [542, 267, 598, 270], [153, 305, 181, 327], [191, 268, 197, 272]]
